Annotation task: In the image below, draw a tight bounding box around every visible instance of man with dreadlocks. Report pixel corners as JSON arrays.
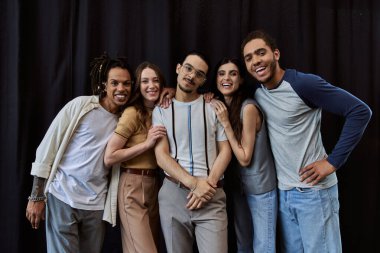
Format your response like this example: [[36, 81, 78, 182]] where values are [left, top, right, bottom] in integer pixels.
[[25, 53, 134, 253]]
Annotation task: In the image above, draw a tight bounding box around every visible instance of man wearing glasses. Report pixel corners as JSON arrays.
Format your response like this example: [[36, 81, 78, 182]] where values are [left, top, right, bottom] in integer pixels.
[[153, 51, 231, 253]]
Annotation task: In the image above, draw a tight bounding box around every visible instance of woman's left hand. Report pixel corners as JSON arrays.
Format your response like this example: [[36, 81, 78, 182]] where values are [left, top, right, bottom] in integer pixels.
[[145, 125, 167, 148], [203, 92, 215, 103]]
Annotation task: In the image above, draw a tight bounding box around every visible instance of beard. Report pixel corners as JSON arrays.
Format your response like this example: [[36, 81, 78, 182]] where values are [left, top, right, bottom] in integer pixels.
[[178, 82, 193, 93]]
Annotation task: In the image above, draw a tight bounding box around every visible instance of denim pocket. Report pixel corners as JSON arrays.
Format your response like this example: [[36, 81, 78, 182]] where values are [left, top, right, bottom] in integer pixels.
[[326, 185, 340, 214]]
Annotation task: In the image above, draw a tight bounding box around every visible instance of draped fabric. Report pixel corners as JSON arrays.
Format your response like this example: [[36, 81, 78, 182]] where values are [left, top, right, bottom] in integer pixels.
[[1, 0, 378, 252]]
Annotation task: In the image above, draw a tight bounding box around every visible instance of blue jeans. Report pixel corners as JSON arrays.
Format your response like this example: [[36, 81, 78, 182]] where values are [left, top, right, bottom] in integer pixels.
[[247, 188, 278, 253], [233, 188, 278, 253], [230, 189, 252, 253], [278, 184, 342, 253]]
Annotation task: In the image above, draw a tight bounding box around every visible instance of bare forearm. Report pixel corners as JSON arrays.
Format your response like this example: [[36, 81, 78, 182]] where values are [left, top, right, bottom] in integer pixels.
[[223, 122, 252, 166], [208, 141, 231, 185], [105, 141, 149, 167], [156, 153, 197, 189]]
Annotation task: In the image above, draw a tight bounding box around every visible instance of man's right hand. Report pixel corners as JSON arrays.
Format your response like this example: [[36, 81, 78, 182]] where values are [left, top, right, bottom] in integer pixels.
[[26, 200, 45, 229]]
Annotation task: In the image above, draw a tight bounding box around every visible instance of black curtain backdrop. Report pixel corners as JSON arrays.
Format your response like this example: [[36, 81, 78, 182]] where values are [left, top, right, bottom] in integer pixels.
[[1, 0, 379, 252]]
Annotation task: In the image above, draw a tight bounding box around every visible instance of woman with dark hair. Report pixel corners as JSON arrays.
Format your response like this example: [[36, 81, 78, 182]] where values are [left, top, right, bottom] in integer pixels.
[[211, 58, 278, 253], [104, 62, 166, 253]]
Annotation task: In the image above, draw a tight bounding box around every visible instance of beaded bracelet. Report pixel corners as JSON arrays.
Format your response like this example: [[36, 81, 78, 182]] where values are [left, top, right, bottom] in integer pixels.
[[28, 195, 46, 202]]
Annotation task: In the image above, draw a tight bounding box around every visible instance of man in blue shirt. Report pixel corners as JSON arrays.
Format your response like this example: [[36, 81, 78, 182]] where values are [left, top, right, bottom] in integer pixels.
[[241, 30, 371, 252]]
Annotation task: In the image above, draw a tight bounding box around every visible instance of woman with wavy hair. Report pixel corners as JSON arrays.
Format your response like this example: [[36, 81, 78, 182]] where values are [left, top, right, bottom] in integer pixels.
[[104, 62, 167, 253]]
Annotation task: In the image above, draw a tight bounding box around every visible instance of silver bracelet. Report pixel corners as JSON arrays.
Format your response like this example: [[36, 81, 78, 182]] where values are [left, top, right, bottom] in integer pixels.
[[28, 195, 46, 202]]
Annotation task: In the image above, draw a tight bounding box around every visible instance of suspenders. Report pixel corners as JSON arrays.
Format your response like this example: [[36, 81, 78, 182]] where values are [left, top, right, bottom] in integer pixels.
[[171, 103, 178, 162], [171, 97, 210, 175], [203, 98, 210, 175]]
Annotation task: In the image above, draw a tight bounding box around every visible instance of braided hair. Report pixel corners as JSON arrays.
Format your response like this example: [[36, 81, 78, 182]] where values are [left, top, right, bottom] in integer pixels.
[[89, 52, 134, 100]]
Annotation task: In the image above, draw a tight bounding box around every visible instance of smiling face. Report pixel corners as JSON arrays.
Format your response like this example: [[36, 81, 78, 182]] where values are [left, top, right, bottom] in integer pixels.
[[216, 62, 242, 102], [101, 67, 132, 113], [243, 38, 281, 89], [140, 67, 161, 108]]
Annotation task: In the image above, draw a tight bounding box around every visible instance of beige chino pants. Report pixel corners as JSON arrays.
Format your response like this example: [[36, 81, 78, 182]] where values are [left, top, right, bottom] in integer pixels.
[[118, 171, 159, 253]]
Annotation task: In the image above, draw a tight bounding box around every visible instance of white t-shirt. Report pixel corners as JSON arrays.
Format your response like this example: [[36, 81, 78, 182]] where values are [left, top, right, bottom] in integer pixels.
[[49, 106, 118, 210], [152, 95, 227, 178]]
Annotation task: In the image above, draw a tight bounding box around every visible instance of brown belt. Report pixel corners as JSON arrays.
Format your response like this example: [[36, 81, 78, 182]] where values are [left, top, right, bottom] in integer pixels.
[[120, 167, 157, 177], [165, 176, 224, 190]]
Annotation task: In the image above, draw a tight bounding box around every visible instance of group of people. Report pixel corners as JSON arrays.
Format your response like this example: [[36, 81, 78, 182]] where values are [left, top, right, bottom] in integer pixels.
[[26, 30, 372, 253]]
